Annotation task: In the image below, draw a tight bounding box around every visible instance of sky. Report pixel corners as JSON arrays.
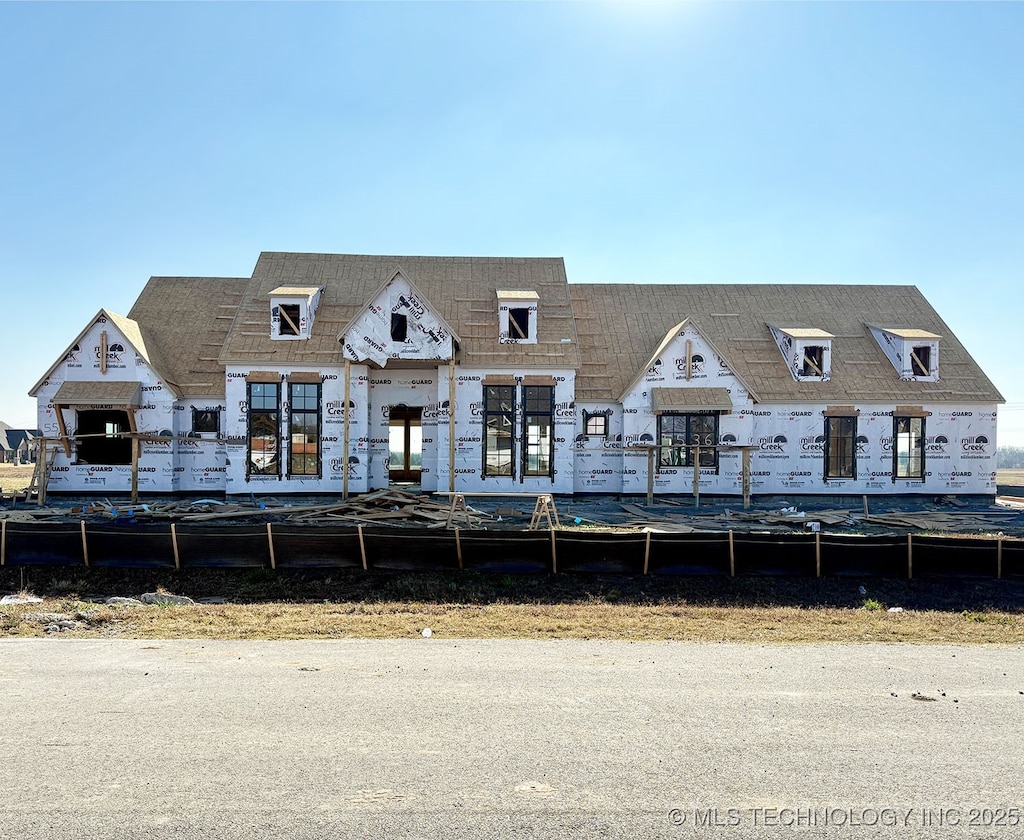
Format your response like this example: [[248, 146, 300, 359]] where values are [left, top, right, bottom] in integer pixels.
[[2, 1, 1022, 443]]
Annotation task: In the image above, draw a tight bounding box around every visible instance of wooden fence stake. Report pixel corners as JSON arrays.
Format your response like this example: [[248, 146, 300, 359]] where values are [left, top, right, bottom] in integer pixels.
[[170, 523, 180, 571], [997, 535, 1003, 579], [550, 527, 557, 574], [643, 530, 651, 575], [267, 522, 276, 570], [646, 447, 655, 507], [81, 520, 89, 567], [358, 524, 367, 571], [728, 530, 735, 577], [815, 530, 821, 577], [1, 519, 6, 566], [907, 533, 913, 579], [455, 527, 463, 570]]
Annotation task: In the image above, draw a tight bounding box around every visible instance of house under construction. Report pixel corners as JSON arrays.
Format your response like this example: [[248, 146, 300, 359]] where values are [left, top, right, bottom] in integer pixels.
[[29, 252, 1003, 498]]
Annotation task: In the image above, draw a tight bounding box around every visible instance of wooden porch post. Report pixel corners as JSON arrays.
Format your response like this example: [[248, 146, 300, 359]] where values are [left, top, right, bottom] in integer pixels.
[[448, 358, 456, 493], [343, 359, 351, 500]]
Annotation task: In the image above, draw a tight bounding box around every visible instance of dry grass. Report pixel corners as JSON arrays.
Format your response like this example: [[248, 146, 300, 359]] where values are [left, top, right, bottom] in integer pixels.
[[998, 469, 1024, 487], [0, 464, 34, 494], [2, 597, 1021, 644]]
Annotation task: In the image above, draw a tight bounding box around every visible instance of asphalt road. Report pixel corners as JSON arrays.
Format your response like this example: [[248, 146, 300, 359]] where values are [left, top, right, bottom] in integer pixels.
[[1, 639, 1022, 839]]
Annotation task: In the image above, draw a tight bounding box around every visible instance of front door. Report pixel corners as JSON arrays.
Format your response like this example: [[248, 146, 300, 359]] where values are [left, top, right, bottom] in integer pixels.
[[388, 406, 422, 482]]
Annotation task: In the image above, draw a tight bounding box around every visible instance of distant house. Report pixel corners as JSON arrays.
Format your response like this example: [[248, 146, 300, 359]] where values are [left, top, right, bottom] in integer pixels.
[[29, 252, 1003, 497], [0, 423, 40, 464]]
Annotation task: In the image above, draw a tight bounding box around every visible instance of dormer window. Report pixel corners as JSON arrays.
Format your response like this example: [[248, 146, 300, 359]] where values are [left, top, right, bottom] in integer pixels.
[[279, 304, 301, 336], [497, 290, 538, 345], [801, 345, 825, 377], [867, 325, 940, 382], [270, 285, 323, 341], [769, 325, 834, 382], [910, 345, 931, 377]]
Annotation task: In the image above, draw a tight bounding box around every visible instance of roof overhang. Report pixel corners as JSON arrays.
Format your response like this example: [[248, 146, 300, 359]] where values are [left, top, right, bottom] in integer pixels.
[[51, 380, 142, 406], [652, 387, 733, 414]]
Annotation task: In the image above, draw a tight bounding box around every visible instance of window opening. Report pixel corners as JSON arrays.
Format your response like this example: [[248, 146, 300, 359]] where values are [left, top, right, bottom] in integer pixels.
[[802, 345, 825, 377], [825, 416, 857, 479], [910, 346, 931, 377], [894, 416, 925, 480], [288, 382, 320, 477], [523, 386, 554, 478], [483, 385, 515, 477], [391, 312, 408, 343], [278, 304, 301, 336], [657, 413, 718, 468], [508, 308, 530, 340], [248, 382, 280, 476], [75, 410, 132, 465], [192, 408, 220, 434]]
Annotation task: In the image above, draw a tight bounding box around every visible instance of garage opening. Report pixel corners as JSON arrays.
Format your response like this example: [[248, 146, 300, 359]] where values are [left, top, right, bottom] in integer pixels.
[[76, 409, 132, 465]]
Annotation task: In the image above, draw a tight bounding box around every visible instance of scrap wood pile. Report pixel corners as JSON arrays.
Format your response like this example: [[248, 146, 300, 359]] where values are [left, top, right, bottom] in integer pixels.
[[1, 489, 492, 528], [616, 503, 1023, 535]]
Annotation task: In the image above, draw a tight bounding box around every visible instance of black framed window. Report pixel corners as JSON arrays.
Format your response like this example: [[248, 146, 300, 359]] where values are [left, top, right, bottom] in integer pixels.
[[523, 385, 554, 478], [657, 413, 718, 468], [247, 382, 280, 476], [483, 385, 515, 477], [824, 416, 857, 479], [583, 411, 608, 438], [894, 416, 925, 480], [192, 407, 220, 434], [288, 382, 321, 477]]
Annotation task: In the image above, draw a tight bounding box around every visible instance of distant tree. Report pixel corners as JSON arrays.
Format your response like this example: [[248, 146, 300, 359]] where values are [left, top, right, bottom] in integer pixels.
[[997, 447, 1024, 469]]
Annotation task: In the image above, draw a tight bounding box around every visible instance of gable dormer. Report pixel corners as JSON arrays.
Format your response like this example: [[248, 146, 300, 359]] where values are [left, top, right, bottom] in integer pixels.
[[867, 324, 940, 382], [768, 324, 834, 382], [269, 285, 323, 340], [497, 290, 538, 345], [338, 271, 458, 367]]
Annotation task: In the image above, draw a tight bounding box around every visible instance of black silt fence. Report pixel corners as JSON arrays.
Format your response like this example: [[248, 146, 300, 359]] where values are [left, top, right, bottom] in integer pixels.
[[0, 522, 1022, 578], [646, 533, 731, 575], [87, 524, 176, 569], [554, 531, 646, 575], [1001, 540, 1024, 578], [3, 522, 84, 566], [732, 533, 817, 576], [362, 528, 460, 571], [270, 525, 363, 570], [820, 535, 907, 577], [457, 531, 552, 574], [911, 536, 1000, 578], [174, 525, 271, 569]]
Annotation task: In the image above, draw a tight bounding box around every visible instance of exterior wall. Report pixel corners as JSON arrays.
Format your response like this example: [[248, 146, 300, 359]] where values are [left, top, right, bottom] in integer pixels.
[[572, 401, 624, 493], [32, 315, 999, 498], [223, 364, 372, 496], [34, 317, 178, 494]]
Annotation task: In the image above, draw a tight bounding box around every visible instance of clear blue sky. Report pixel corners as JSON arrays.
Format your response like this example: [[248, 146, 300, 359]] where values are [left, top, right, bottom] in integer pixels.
[[3, 2, 1022, 443]]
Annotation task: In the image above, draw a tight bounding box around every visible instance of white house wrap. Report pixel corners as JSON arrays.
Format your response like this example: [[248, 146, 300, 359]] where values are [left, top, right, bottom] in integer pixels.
[[29, 254, 1003, 498]]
